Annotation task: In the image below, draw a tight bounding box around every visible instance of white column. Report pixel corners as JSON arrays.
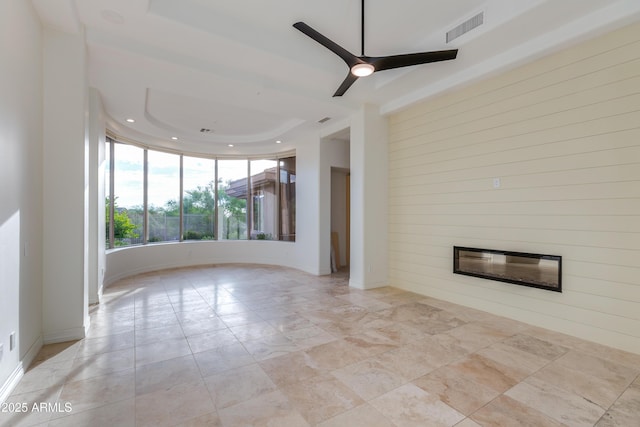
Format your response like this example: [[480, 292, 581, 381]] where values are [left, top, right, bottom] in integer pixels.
[[291, 133, 323, 274], [88, 88, 107, 304], [42, 27, 89, 343], [349, 104, 389, 289]]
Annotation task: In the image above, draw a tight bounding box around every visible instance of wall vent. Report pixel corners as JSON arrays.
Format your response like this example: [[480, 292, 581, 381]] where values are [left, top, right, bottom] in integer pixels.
[[200, 128, 212, 133], [446, 12, 484, 43], [318, 117, 331, 124]]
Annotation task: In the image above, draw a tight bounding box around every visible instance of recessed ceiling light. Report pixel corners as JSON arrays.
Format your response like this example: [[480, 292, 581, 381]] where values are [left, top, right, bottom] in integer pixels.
[[276, 140, 282, 144], [228, 144, 234, 147], [171, 136, 178, 140], [125, 118, 135, 123]]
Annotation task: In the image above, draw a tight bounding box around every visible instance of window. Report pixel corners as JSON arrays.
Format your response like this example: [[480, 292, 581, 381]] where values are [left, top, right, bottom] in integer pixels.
[[111, 142, 144, 246], [147, 151, 180, 243], [105, 139, 294, 248], [183, 156, 216, 240], [217, 160, 248, 240], [105, 139, 112, 248], [279, 156, 296, 241], [250, 159, 277, 239]]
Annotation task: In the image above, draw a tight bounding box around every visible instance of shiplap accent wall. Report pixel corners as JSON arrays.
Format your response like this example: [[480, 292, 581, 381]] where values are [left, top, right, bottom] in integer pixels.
[[388, 22, 640, 354]]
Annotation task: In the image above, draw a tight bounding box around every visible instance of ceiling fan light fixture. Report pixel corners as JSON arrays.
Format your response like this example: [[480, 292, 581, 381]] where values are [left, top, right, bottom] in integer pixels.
[[351, 63, 375, 77]]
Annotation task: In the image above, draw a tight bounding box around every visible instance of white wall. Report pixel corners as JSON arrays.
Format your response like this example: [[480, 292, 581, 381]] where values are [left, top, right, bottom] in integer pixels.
[[350, 105, 389, 289], [388, 22, 640, 354], [289, 132, 322, 274], [42, 27, 89, 343], [106, 241, 298, 285], [0, 0, 44, 401]]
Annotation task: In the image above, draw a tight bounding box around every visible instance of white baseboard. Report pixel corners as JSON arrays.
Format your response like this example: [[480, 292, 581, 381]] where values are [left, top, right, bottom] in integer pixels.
[[0, 335, 43, 403], [0, 364, 23, 404]]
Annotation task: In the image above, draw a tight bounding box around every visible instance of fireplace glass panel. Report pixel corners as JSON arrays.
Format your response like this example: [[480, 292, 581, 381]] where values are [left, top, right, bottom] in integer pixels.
[[453, 247, 561, 292]]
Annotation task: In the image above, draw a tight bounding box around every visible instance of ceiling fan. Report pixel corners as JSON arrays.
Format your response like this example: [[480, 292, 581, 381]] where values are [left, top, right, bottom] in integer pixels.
[[293, 0, 458, 97]]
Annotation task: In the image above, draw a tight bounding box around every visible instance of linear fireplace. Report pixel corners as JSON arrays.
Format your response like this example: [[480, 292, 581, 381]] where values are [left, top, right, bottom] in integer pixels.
[[453, 246, 562, 292]]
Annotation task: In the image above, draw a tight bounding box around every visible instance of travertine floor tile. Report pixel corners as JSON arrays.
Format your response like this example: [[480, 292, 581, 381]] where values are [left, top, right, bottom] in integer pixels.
[[10, 359, 73, 396], [242, 333, 300, 361], [134, 336, 192, 367], [68, 348, 135, 382], [172, 411, 223, 427], [76, 331, 134, 357], [135, 354, 201, 396], [0, 386, 63, 427], [47, 397, 135, 427], [596, 383, 640, 426], [217, 390, 310, 427], [135, 379, 216, 427], [266, 314, 315, 332], [259, 350, 325, 386], [446, 354, 522, 393], [304, 338, 371, 371], [372, 342, 441, 381], [316, 403, 395, 427], [332, 358, 408, 400], [500, 333, 569, 360], [506, 376, 605, 427], [371, 383, 465, 427], [532, 361, 631, 410], [6, 264, 639, 426], [445, 322, 512, 353], [30, 341, 80, 366], [229, 321, 280, 342], [186, 328, 239, 353], [413, 365, 500, 415], [204, 363, 277, 409], [280, 373, 364, 424], [134, 323, 185, 346], [192, 342, 255, 376], [470, 394, 566, 427], [475, 342, 549, 378], [57, 369, 135, 414]]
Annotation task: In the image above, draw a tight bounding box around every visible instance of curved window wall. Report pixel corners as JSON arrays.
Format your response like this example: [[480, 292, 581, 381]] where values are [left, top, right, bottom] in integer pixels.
[[106, 138, 295, 249]]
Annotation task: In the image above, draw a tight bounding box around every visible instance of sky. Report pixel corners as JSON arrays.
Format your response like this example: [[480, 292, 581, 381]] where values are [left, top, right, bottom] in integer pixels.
[[108, 143, 277, 208]]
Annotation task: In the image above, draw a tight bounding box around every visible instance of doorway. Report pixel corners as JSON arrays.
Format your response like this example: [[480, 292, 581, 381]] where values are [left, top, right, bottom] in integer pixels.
[[331, 168, 350, 272]]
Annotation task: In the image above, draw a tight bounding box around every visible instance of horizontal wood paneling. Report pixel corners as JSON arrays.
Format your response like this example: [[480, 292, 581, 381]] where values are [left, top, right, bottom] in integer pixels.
[[388, 22, 640, 354]]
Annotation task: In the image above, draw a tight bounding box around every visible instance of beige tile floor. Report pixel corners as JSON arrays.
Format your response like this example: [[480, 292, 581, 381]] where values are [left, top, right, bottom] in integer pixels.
[[2, 264, 639, 426]]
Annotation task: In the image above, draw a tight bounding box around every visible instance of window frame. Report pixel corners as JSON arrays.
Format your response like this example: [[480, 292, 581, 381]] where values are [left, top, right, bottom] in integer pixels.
[[105, 136, 295, 249]]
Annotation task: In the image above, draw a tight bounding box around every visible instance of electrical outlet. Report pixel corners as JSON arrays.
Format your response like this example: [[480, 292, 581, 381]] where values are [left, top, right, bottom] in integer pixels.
[[493, 177, 501, 189], [9, 332, 15, 351]]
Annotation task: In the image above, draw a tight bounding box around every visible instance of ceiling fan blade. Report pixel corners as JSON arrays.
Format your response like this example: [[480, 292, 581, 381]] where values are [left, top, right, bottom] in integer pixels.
[[333, 73, 359, 97], [293, 22, 360, 68], [370, 49, 458, 72]]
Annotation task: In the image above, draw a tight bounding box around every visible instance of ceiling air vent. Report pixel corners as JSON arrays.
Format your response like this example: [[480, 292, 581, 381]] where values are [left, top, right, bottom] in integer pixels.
[[446, 12, 484, 43]]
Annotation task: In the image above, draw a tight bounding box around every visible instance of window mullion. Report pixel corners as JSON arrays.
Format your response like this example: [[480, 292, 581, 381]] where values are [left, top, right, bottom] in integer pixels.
[[108, 139, 115, 249], [276, 157, 281, 241], [247, 159, 252, 240], [143, 149, 148, 244], [214, 158, 218, 240], [179, 154, 184, 242]]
